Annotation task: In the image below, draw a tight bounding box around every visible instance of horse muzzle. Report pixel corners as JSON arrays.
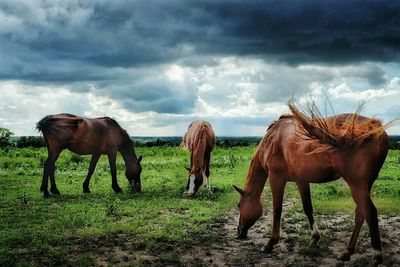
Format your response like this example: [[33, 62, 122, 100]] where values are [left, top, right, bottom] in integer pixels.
[[182, 190, 195, 198]]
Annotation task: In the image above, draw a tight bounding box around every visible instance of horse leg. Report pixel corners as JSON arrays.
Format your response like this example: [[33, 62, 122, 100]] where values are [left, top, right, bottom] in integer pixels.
[[341, 174, 380, 261], [261, 174, 286, 253], [83, 154, 100, 193], [49, 150, 61, 195], [108, 152, 122, 193], [297, 182, 320, 245], [41, 149, 60, 197], [348, 184, 382, 265], [40, 150, 52, 197], [339, 206, 363, 261]]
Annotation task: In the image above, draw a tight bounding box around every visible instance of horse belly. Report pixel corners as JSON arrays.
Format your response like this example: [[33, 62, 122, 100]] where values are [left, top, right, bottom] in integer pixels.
[[287, 162, 340, 183], [67, 141, 105, 155], [283, 150, 339, 183]]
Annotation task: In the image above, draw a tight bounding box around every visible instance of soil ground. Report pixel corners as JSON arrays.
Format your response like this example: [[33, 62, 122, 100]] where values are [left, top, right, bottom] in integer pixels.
[[73, 198, 400, 267]]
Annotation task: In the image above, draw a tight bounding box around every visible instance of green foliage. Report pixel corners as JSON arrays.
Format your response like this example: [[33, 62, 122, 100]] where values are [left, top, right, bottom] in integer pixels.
[[16, 136, 45, 148], [388, 136, 400, 150], [70, 153, 84, 164], [0, 127, 14, 148]]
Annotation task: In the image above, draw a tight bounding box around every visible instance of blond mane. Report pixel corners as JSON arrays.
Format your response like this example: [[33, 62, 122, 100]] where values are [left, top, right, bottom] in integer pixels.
[[288, 100, 389, 153]]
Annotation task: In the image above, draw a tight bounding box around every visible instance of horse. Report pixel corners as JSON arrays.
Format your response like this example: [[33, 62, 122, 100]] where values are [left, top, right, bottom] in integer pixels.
[[181, 121, 216, 196], [36, 113, 143, 197], [233, 102, 389, 266]]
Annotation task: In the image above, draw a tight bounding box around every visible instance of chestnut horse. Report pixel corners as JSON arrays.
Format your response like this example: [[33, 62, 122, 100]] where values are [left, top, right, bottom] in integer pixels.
[[234, 103, 389, 266], [37, 113, 143, 197], [181, 121, 216, 196]]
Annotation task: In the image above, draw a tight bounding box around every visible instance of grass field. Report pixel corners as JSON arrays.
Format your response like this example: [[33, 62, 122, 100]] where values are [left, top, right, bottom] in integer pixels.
[[0, 146, 399, 266]]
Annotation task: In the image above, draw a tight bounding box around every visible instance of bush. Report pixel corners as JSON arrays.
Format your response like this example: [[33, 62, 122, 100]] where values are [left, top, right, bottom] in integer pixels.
[[16, 136, 46, 148], [0, 128, 14, 148]]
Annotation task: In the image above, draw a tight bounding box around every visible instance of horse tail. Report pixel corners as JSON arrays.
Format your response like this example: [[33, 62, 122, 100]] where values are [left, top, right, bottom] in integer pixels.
[[288, 100, 387, 153], [193, 125, 207, 168], [36, 114, 81, 140]]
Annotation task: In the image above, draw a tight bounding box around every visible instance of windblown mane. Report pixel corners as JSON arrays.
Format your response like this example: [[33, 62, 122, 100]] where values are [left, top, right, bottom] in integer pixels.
[[288, 100, 387, 153], [36, 113, 82, 140]]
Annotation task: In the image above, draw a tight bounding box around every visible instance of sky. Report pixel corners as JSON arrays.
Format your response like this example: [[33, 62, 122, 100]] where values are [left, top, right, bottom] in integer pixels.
[[0, 0, 399, 136]]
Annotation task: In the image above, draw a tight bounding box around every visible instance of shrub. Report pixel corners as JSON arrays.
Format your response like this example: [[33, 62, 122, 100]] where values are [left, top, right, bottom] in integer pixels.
[[0, 128, 14, 148], [16, 136, 45, 148]]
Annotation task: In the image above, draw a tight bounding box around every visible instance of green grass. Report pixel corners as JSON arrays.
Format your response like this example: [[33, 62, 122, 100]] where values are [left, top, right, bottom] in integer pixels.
[[0, 147, 399, 265]]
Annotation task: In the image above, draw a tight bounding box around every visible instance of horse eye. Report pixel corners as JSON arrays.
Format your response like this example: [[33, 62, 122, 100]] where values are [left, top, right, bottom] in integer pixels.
[[237, 202, 240, 208]]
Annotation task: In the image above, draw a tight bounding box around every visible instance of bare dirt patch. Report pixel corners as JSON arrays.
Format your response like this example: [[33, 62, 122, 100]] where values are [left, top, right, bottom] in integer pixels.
[[71, 199, 400, 266], [179, 199, 400, 267]]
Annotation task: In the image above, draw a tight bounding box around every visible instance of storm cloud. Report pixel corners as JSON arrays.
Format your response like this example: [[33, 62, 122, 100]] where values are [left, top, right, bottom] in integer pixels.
[[0, 0, 399, 135]]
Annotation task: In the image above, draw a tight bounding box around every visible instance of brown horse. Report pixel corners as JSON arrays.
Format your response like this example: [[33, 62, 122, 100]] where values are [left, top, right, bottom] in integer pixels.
[[181, 121, 216, 196], [37, 113, 143, 197], [234, 102, 389, 266]]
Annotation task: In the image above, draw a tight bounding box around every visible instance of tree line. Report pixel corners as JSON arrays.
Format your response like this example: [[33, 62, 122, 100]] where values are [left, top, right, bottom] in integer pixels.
[[1, 127, 400, 149]]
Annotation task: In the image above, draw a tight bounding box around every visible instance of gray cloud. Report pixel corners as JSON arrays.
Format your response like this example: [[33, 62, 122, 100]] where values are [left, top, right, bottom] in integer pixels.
[[1, 1, 399, 76], [0, 0, 399, 136]]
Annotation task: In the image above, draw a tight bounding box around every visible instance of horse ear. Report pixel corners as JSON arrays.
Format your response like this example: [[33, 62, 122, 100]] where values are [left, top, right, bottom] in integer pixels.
[[233, 185, 245, 196], [138, 155, 143, 163], [184, 166, 191, 172]]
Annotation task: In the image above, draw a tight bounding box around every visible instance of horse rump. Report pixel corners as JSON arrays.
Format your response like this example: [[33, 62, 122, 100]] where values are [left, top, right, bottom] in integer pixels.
[[36, 113, 82, 140]]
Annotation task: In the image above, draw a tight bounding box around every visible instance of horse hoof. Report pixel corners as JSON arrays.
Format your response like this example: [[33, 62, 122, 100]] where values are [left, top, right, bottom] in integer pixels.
[[260, 246, 273, 254], [83, 189, 91, 193], [42, 191, 50, 198], [370, 253, 383, 267], [113, 188, 122, 193], [51, 188, 60, 195], [309, 242, 319, 248], [339, 251, 351, 261], [131, 183, 141, 193]]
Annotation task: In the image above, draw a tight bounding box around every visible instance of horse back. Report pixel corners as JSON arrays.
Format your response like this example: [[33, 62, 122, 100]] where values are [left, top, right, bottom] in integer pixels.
[[182, 121, 216, 152], [67, 117, 127, 155], [260, 115, 388, 183], [37, 114, 128, 154]]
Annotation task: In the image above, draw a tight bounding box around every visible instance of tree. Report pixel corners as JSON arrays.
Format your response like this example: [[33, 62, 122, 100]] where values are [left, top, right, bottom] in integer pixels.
[[16, 136, 45, 148], [0, 128, 14, 148]]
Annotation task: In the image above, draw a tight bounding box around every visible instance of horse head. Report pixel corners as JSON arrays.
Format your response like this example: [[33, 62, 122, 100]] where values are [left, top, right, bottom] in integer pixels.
[[126, 155, 143, 192], [233, 185, 263, 239], [183, 166, 205, 196]]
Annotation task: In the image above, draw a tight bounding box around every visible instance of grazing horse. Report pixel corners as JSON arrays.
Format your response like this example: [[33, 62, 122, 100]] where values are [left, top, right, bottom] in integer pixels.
[[181, 121, 216, 196], [234, 102, 389, 266], [36, 113, 143, 197]]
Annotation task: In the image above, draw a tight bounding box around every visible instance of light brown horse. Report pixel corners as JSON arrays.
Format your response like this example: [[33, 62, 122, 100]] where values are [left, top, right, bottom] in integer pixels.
[[234, 102, 389, 266], [37, 113, 143, 197], [181, 121, 216, 196]]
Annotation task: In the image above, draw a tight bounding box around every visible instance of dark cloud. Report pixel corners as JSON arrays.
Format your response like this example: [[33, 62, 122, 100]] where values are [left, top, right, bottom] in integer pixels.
[[0, 0, 398, 117], [1, 0, 399, 73]]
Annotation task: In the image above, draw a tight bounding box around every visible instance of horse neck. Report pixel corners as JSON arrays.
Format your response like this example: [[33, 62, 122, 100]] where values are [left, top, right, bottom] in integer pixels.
[[119, 137, 138, 171], [244, 148, 267, 198]]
